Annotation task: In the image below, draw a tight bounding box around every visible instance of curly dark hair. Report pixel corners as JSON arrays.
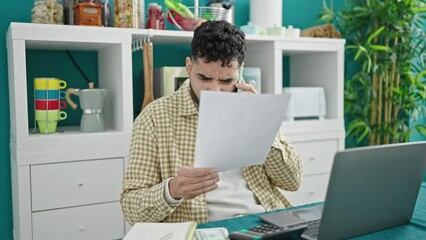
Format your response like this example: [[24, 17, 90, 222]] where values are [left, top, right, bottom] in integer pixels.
[[191, 20, 246, 67]]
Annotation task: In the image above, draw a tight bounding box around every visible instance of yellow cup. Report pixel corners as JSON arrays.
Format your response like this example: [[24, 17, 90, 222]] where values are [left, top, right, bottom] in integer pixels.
[[34, 78, 67, 90], [37, 120, 58, 134]]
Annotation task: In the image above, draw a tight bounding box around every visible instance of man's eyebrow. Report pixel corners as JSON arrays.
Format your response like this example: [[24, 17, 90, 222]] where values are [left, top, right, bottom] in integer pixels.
[[197, 73, 213, 79], [197, 73, 235, 82], [220, 77, 235, 82]]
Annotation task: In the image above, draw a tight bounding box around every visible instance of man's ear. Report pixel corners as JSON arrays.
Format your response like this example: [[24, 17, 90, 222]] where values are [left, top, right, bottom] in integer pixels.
[[185, 57, 192, 75]]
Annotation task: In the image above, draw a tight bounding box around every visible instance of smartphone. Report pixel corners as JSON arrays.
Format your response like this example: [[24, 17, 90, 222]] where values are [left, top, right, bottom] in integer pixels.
[[234, 66, 244, 92]]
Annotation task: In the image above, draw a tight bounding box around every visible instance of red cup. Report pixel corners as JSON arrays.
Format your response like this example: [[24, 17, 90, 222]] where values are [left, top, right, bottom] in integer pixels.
[[35, 100, 67, 110]]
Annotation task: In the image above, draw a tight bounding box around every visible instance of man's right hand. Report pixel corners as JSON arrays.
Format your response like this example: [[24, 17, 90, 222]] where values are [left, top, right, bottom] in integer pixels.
[[169, 166, 219, 200]]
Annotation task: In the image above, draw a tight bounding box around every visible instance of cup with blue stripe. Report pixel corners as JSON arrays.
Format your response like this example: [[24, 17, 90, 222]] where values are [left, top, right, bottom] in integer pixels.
[[35, 89, 66, 100]]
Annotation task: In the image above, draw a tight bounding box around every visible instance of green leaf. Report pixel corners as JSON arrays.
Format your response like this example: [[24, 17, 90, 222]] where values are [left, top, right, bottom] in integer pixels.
[[354, 49, 363, 60], [407, 72, 416, 85], [354, 45, 368, 61], [357, 127, 370, 144], [345, 45, 360, 50], [353, 6, 368, 13], [415, 69, 426, 83], [413, 7, 426, 13], [366, 26, 386, 45], [319, 0, 335, 23], [320, 14, 334, 23], [367, 57, 372, 73], [347, 120, 369, 135], [369, 44, 390, 51], [415, 125, 426, 136], [393, 88, 403, 95]]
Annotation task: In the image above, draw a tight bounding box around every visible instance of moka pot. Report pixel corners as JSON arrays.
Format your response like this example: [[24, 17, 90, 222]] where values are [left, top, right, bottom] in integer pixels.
[[66, 85, 108, 132]]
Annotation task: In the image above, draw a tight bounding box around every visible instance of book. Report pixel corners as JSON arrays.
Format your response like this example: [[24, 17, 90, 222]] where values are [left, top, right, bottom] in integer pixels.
[[123, 221, 197, 240]]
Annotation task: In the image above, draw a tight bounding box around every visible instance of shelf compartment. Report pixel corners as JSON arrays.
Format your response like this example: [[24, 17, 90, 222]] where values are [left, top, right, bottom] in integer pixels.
[[7, 23, 134, 151]]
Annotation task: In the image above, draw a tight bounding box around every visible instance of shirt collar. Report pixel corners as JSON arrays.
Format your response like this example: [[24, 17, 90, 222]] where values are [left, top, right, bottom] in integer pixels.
[[177, 79, 198, 116]]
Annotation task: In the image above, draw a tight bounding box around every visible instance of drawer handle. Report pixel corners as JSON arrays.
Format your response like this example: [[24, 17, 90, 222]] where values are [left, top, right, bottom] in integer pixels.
[[308, 190, 315, 195], [308, 156, 316, 161], [79, 225, 85, 232], [77, 181, 84, 187]]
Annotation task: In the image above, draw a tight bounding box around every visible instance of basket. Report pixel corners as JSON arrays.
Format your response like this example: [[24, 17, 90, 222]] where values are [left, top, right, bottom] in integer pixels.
[[167, 6, 228, 31]]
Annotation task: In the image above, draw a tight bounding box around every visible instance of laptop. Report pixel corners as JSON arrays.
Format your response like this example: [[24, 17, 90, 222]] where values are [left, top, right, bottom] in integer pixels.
[[260, 141, 426, 240]]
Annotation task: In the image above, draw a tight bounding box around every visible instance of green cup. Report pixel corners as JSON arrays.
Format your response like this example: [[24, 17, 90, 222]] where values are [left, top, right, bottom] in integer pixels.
[[35, 110, 67, 121], [35, 110, 67, 134], [37, 120, 58, 134]]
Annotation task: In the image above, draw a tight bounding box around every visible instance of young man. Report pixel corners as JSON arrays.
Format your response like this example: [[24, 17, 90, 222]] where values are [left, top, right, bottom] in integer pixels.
[[121, 20, 302, 224]]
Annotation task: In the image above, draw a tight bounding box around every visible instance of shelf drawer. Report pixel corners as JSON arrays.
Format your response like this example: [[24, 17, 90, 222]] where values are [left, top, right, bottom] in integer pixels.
[[292, 139, 338, 175], [281, 173, 330, 207], [31, 158, 123, 211], [32, 202, 124, 240]]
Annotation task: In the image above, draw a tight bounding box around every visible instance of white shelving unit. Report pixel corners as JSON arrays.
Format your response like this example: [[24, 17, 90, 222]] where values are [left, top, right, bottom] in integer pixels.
[[244, 37, 346, 206], [8, 22, 345, 239], [7, 23, 134, 240]]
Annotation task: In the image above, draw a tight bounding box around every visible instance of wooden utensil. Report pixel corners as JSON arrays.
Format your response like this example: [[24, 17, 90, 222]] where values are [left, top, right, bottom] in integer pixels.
[[142, 41, 154, 110]]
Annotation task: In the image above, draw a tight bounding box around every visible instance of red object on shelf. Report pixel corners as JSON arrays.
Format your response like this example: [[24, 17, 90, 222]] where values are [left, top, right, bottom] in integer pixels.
[[146, 3, 165, 30], [35, 100, 67, 110], [166, 9, 196, 31]]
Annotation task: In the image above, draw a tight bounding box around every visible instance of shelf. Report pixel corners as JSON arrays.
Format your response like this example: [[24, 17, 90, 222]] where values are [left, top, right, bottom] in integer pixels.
[[27, 126, 125, 137], [129, 27, 345, 45], [280, 119, 345, 136], [7, 23, 131, 51], [8, 22, 345, 48], [13, 129, 132, 165]]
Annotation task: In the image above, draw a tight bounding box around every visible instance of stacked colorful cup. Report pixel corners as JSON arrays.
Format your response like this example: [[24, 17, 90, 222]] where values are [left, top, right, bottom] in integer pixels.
[[34, 78, 68, 134]]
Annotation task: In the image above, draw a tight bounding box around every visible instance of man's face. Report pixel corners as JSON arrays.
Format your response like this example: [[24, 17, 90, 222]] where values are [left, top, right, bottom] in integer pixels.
[[185, 57, 240, 99]]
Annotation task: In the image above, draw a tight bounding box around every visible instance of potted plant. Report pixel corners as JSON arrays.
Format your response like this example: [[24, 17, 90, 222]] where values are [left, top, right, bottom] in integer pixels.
[[320, 0, 426, 146]]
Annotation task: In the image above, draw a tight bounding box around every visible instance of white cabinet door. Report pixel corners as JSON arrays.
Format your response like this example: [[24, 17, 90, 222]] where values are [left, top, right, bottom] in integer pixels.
[[32, 202, 124, 240], [292, 139, 338, 175], [31, 158, 123, 211], [282, 173, 330, 206]]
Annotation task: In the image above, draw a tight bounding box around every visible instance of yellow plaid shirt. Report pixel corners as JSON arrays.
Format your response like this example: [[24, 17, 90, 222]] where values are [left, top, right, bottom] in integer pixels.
[[121, 80, 303, 224]]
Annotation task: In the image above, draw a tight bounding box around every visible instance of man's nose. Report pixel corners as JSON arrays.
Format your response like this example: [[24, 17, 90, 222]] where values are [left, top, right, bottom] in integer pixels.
[[209, 81, 222, 91], [209, 82, 222, 91]]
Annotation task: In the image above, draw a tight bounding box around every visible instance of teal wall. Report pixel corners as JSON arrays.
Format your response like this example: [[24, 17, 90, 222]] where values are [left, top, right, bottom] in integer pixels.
[[0, 0, 349, 239]]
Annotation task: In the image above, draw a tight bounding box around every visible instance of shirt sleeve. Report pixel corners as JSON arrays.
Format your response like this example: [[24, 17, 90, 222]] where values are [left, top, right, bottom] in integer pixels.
[[263, 131, 303, 191], [120, 106, 181, 224]]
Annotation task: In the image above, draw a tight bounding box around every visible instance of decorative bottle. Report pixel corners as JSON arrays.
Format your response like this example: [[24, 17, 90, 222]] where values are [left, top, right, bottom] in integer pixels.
[[114, 0, 140, 28]]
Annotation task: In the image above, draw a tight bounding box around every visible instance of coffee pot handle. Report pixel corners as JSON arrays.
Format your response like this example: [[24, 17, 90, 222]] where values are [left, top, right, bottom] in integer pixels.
[[66, 88, 80, 110]]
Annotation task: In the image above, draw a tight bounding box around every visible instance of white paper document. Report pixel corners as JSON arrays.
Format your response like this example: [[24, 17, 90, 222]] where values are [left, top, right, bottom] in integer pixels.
[[194, 91, 291, 172], [123, 222, 197, 240]]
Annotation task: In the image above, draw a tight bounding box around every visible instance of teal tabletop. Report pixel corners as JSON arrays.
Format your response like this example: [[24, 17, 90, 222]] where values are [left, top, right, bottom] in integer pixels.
[[198, 183, 426, 239]]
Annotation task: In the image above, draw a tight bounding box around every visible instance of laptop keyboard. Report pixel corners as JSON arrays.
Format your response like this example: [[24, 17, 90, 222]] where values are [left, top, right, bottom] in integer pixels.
[[288, 218, 321, 239]]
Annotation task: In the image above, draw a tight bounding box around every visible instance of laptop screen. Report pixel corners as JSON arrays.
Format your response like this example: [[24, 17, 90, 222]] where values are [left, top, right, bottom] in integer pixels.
[[261, 142, 426, 240]]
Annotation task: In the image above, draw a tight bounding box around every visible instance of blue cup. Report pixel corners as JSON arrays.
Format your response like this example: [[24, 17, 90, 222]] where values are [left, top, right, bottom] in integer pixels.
[[35, 89, 65, 100]]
